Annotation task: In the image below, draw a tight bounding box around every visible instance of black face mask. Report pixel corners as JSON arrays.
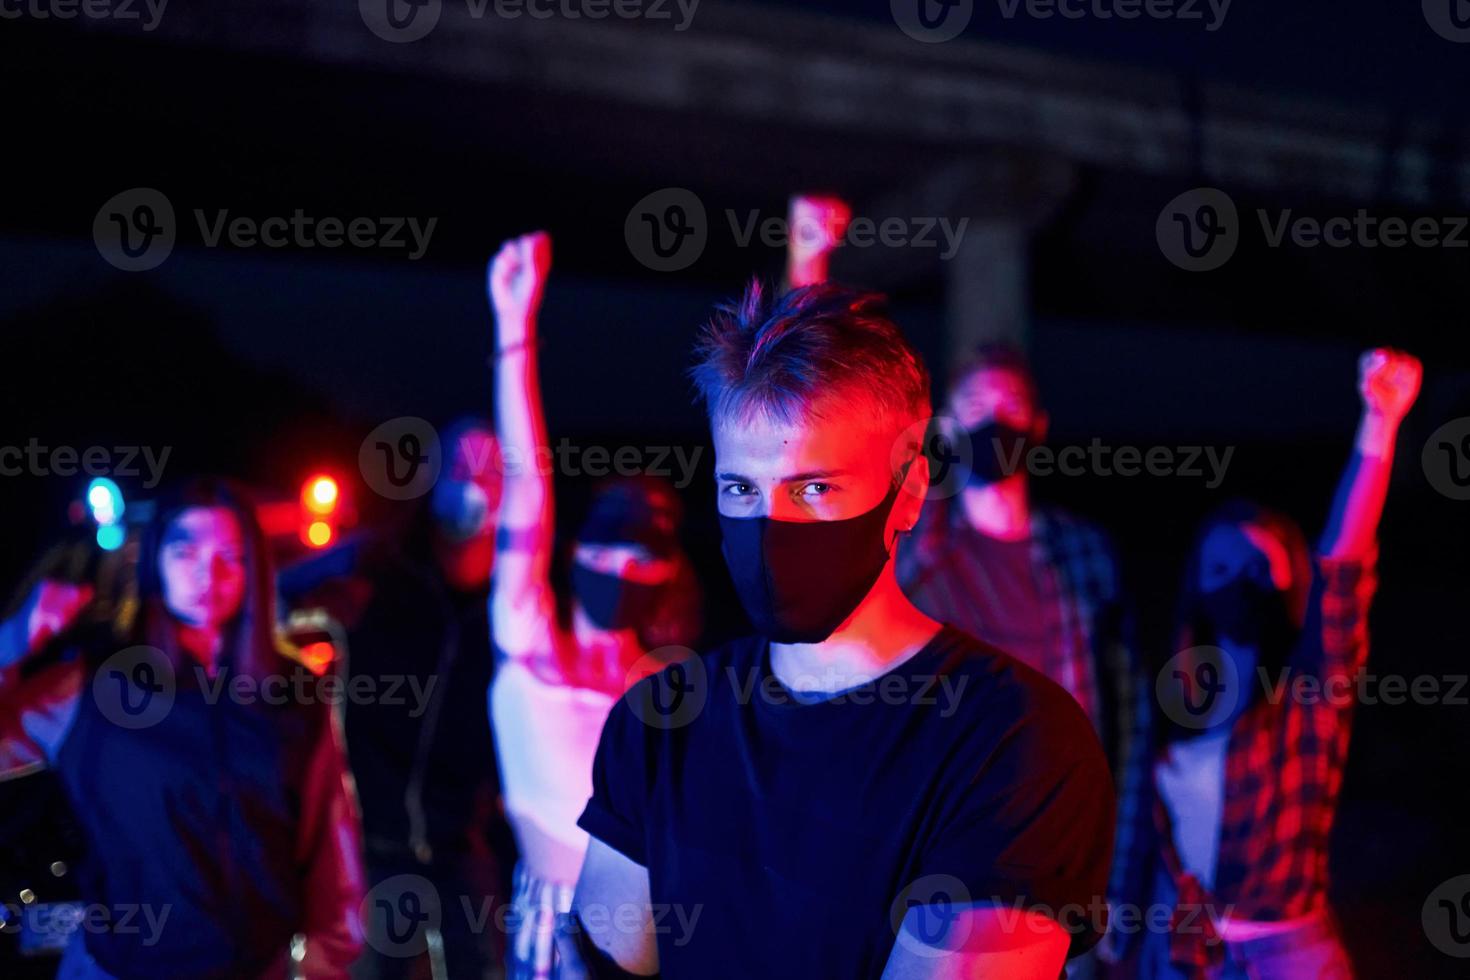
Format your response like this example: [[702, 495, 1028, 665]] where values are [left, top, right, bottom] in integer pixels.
[[719, 479, 904, 644], [966, 421, 1032, 486], [571, 565, 660, 632], [1199, 577, 1296, 652]]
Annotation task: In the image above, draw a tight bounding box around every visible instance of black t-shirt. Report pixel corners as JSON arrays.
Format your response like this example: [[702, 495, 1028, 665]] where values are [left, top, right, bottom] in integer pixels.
[[577, 625, 1114, 979]]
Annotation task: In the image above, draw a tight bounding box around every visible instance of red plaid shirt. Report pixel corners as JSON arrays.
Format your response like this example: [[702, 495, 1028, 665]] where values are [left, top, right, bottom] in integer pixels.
[[1157, 553, 1377, 975]]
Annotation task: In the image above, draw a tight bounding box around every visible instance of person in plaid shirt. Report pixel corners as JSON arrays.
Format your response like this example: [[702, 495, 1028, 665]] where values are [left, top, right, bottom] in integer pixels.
[[1134, 348, 1422, 979], [897, 343, 1152, 978]]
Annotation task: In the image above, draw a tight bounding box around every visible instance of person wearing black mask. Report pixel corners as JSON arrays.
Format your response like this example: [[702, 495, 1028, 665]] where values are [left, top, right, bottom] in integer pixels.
[[562, 281, 1115, 979], [895, 343, 1149, 977], [483, 232, 701, 980], [1135, 348, 1420, 980]]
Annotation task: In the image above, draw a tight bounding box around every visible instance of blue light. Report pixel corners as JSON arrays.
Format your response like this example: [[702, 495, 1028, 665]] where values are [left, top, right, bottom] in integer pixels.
[[96, 524, 126, 551], [86, 478, 124, 526]]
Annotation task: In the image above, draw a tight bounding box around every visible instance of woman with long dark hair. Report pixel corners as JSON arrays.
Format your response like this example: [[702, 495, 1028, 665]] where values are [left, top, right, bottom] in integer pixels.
[[482, 232, 702, 979], [0, 477, 365, 978], [1127, 349, 1421, 979]]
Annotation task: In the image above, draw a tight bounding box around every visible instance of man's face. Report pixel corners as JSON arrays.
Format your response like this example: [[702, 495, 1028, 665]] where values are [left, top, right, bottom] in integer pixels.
[[159, 506, 247, 628], [949, 366, 1041, 434], [712, 401, 926, 534]]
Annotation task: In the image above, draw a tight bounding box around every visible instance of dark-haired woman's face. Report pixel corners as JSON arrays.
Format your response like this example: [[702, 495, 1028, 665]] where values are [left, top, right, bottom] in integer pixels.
[[159, 506, 247, 628], [1198, 522, 1292, 595]]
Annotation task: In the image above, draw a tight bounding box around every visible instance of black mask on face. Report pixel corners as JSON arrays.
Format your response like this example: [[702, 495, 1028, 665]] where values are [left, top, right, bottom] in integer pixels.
[[571, 565, 661, 632], [719, 479, 905, 644], [966, 421, 1032, 486], [1199, 577, 1296, 653]]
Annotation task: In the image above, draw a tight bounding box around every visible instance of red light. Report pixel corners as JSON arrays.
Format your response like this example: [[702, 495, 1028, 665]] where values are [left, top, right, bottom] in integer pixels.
[[303, 475, 339, 515]]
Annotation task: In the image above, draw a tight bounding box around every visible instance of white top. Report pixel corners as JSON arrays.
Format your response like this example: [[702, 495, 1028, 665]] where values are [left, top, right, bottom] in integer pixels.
[[490, 659, 616, 884], [1155, 731, 1308, 940]]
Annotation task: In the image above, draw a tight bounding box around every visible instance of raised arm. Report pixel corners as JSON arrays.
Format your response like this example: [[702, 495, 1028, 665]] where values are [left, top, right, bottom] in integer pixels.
[[1, 580, 93, 777], [1319, 348, 1422, 561], [488, 232, 559, 659], [1, 580, 94, 671], [785, 193, 850, 288]]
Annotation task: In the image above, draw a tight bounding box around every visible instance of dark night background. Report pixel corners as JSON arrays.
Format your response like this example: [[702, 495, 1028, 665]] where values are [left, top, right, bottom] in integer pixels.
[[3, 0, 1470, 975]]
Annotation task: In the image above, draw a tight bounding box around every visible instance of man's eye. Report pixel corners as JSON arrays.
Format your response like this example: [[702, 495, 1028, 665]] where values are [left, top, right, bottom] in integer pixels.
[[798, 482, 834, 498], [723, 483, 755, 497]]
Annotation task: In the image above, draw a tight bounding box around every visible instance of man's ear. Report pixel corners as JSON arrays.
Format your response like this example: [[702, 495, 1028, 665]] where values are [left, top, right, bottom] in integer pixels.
[[897, 452, 931, 532]]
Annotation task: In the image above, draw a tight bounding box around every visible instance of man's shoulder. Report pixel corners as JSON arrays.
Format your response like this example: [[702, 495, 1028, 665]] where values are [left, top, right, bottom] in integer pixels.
[[931, 625, 1102, 748]]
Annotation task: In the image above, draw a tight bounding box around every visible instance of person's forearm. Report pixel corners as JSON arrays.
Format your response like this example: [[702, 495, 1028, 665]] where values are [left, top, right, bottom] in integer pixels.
[[494, 313, 554, 535], [785, 253, 829, 289], [1320, 409, 1398, 560]]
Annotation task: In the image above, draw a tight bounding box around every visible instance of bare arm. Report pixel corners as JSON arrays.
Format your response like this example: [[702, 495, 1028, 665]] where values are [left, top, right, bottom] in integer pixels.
[[1319, 348, 1421, 561], [488, 232, 559, 659], [559, 837, 660, 976], [880, 904, 1070, 980]]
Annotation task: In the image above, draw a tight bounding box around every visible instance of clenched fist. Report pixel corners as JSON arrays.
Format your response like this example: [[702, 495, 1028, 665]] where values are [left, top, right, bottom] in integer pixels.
[[487, 231, 552, 342], [1359, 348, 1422, 424], [787, 194, 851, 288]]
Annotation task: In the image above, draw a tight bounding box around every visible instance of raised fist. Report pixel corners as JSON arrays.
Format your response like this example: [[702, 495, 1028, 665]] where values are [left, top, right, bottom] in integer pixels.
[[26, 579, 94, 652], [1358, 347, 1422, 423], [787, 194, 851, 287], [487, 231, 552, 338]]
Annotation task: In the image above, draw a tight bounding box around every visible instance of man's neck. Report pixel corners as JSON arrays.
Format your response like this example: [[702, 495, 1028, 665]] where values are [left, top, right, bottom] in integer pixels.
[[769, 570, 941, 695], [960, 476, 1032, 541]]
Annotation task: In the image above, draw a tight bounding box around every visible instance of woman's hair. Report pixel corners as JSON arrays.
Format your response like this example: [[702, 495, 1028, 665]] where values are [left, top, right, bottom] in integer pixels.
[[130, 476, 280, 682]]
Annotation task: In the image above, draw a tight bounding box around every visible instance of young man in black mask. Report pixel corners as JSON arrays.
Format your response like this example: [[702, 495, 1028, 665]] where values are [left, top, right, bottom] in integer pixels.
[[896, 344, 1152, 973], [563, 283, 1115, 979]]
